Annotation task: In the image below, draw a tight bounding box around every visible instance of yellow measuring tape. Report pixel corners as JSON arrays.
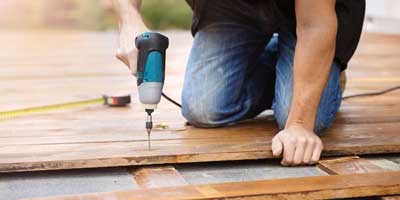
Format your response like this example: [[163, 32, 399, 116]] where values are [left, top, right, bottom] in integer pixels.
[[0, 95, 131, 121]]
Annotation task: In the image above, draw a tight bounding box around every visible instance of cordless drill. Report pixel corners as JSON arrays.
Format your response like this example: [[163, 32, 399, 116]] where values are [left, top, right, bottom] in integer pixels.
[[135, 32, 169, 150]]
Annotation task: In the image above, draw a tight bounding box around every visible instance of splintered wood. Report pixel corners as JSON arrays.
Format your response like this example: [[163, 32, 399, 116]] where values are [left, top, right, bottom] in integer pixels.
[[132, 165, 188, 188], [0, 32, 400, 172]]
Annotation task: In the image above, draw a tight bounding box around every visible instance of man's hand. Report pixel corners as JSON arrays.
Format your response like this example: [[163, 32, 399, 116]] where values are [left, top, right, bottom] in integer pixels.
[[116, 22, 149, 76], [272, 125, 323, 166], [271, 0, 337, 166], [113, 0, 149, 76]]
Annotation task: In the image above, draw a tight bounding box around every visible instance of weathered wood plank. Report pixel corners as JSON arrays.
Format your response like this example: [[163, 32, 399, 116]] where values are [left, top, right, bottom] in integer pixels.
[[23, 171, 400, 200], [132, 165, 187, 188], [318, 156, 400, 200], [382, 196, 400, 200], [1, 120, 400, 172], [1, 105, 399, 145], [0, 32, 399, 173], [318, 156, 388, 174]]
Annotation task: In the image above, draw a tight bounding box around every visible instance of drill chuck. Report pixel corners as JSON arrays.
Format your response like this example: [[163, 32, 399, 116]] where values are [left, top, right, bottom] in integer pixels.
[[145, 110, 153, 150], [145, 109, 153, 132]]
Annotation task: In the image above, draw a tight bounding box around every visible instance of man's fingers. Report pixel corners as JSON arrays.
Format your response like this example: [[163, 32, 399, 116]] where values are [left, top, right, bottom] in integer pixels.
[[126, 50, 138, 76], [303, 138, 316, 164], [271, 136, 283, 157], [116, 50, 130, 68], [311, 140, 324, 163], [116, 49, 138, 76], [281, 139, 295, 166], [293, 137, 306, 165]]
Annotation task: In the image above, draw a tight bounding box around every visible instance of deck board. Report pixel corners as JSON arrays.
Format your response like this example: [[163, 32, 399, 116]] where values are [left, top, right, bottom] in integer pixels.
[[0, 32, 399, 172], [23, 171, 400, 200], [132, 165, 188, 188], [317, 156, 399, 199]]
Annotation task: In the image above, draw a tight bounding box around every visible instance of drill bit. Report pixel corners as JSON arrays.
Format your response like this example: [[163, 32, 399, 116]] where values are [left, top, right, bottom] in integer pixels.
[[145, 110, 153, 150]]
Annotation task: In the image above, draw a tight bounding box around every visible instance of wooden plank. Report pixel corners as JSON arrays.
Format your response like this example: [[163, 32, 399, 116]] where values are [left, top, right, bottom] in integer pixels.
[[318, 156, 400, 200], [23, 171, 400, 200], [0, 32, 400, 172], [1, 103, 399, 143], [318, 156, 388, 175], [336, 103, 400, 124], [132, 165, 187, 188], [1, 120, 400, 172], [382, 197, 400, 200]]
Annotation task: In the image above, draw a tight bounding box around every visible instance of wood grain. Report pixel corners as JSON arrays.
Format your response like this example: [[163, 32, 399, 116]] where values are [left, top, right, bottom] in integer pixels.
[[1, 120, 400, 172], [24, 171, 400, 200], [132, 165, 187, 188], [318, 156, 400, 200], [382, 196, 400, 200], [318, 156, 386, 174], [0, 32, 400, 172]]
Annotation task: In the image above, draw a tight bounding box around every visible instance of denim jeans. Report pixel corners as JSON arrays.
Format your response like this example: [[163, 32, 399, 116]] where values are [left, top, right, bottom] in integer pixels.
[[181, 23, 342, 134]]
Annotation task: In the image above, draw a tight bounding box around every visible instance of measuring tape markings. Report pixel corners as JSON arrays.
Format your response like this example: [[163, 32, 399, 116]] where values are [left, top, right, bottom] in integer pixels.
[[0, 95, 130, 121]]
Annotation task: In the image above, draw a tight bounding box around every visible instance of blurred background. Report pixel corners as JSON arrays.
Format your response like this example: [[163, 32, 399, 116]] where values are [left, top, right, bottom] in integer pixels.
[[0, 0, 192, 31], [0, 0, 400, 32]]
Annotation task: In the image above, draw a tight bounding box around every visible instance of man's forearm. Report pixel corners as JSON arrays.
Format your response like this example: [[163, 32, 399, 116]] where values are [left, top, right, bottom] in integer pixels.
[[286, 0, 338, 131], [113, 0, 148, 74], [113, 0, 143, 26]]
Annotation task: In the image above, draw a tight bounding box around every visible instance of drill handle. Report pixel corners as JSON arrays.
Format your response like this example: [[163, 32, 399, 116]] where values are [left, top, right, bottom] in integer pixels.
[[135, 32, 169, 86], [136, 45, 148, 82]]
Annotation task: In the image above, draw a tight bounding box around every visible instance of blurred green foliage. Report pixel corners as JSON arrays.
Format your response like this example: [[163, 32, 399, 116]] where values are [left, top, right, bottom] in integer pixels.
[[142, 0, 192, 30], [0, 0, 192, 30], [70, 0, 193, 30], [70, 0, 117, 30]]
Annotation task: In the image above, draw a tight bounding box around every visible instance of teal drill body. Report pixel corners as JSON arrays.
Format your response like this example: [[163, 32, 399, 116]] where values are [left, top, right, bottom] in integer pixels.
[[135, 32, 169, 150]]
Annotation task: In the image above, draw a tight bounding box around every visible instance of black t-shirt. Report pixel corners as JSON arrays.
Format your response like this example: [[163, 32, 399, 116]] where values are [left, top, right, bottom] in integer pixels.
[[185, 0, 365, 70]]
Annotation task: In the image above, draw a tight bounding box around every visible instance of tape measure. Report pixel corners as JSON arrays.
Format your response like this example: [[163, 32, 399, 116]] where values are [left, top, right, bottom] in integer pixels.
[[0, 95, 131, 121]]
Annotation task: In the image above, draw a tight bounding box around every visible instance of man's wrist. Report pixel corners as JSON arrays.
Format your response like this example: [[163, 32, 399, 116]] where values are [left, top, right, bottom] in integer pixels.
[[285, 119, 312, 131], [286, 114, 315, 131], [285, 99, 316, 131]]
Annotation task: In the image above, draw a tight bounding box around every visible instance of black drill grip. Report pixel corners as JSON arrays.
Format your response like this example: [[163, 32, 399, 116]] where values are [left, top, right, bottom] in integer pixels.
[[135, 32, 169, 85]]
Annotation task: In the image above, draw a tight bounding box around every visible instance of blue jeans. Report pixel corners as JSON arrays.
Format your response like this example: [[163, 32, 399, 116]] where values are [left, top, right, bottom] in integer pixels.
[[181, 23, 342, 134]]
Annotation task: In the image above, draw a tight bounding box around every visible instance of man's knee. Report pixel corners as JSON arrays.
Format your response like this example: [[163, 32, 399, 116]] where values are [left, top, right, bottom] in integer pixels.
[[313, 114, 337, 134], [313, 96, 341, 134], [181, 99, 226, 128], [273, 100, 290, 130]]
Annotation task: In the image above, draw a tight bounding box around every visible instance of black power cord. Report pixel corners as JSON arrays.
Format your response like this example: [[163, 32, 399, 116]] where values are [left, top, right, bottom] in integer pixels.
[[342, 85, 400, 100], [161, 85, 400, 109], [162, 92, 182, 108]]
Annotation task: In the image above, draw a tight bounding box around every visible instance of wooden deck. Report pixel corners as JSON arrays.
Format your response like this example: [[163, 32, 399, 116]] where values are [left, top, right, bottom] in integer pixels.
[[0, 31, 399, 172], [26, 156, 400, 200]]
